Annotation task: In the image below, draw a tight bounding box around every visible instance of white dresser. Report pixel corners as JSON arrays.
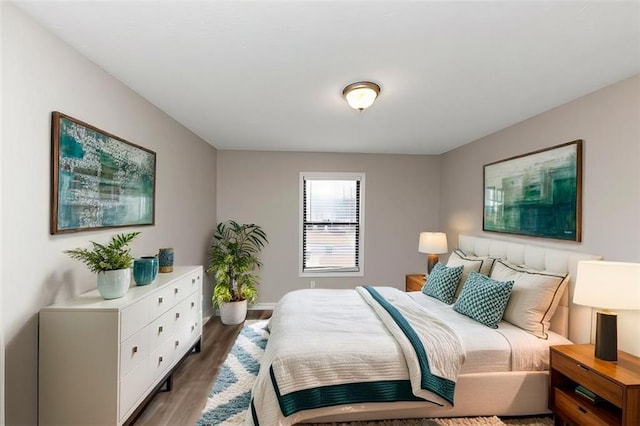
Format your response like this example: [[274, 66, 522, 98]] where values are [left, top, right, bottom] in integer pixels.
[[38, 266, 203, 425]]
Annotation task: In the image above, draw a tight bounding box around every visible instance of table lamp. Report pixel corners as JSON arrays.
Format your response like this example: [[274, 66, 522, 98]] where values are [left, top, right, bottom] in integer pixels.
[[573, 260, 640, 361], [418, 232, 448, 274]]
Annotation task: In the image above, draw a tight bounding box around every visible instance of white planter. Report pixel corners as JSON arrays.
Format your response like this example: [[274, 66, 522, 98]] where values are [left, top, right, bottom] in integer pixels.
[[97, 269, 131, 299], [219, 299, 248, 325]]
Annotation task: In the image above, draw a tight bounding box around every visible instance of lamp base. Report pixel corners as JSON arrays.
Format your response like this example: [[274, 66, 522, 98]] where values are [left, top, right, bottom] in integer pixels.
[[427, 254, 439, 274], [595, 311, 617, 361]]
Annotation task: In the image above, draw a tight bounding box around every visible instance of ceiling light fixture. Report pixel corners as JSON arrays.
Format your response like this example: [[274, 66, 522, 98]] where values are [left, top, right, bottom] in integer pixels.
[[342, 81, 381, 110]]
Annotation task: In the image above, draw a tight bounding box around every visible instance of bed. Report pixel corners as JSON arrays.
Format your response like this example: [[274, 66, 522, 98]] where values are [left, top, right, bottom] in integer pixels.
[[247, 235, 602, 425]]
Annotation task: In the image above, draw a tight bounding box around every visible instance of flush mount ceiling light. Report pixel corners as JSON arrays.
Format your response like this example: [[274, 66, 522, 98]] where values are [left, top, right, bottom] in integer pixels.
[[342, 81, 381, 110]]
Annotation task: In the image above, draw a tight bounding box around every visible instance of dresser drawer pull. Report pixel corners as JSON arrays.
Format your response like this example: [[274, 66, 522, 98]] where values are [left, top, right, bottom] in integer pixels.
[[191, 325, 195, 332], [132, 346, 138, 354], [176, 312, 180, 319], [158, 325, 164, 333], [174, 288, 179, 294], [175, 340, 179, 347], [577, 364, 589, 372], [192, 278, 196, 284], [158, 297, 164, 304], [159, 356, 164, 363], [191, 302, 195, 308], [578, 406, 587, 414]]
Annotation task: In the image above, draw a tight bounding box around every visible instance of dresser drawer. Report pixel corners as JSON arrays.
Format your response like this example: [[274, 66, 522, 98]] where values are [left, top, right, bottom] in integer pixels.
[[120, 326, 150, 378], [149, 310, 174, 352], [121, 298, 150, 342], [186, 291, 201, 320], [119, 358, 150, 421], [555, 388, 619, 426], [178, 314, 200, 349], [552, 350, 623, 407], [150, 285, 175, 319], [172, 272, 201, 303], [149, 338, 174, 381], [171, 299, 188, 346]]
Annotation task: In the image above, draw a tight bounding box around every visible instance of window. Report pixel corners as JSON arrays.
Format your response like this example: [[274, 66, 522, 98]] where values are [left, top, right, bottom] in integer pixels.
[[300, 172, 365, 277]]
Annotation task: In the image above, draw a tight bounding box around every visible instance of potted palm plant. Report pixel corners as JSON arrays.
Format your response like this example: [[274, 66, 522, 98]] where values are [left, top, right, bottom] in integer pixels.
[[207, 220, 268, 325], [64, 232, 141, 299]]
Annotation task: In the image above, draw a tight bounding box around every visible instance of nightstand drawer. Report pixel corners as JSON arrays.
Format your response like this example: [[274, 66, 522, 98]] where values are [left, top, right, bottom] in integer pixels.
[[555, 388, 620, 426], [552, 350, 623, 407]]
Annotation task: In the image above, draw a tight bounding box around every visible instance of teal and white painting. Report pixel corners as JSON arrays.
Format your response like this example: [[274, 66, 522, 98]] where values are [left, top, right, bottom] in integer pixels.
[[51, 112, 156, 234], [483, 140, 582, 241]]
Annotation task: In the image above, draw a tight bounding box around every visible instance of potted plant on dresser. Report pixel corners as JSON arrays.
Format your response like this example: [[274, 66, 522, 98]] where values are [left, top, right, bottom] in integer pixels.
[[207, 220, 268, 325], [64, 232, 141, 299]]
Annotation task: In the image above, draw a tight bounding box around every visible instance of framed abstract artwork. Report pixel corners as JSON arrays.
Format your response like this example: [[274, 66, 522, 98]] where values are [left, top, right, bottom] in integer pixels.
[[483, 140, 582, 242], [51, 112, 156, 234]]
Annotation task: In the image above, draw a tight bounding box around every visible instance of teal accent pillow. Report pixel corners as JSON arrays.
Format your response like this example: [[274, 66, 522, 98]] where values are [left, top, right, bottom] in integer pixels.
[[453, 271, 514, 328], [422, 262, 464, 304]]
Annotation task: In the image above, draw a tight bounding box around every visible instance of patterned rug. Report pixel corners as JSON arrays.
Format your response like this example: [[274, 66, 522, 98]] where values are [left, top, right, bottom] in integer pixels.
[[196, 320, 270, 425], [195, 320, 552, 426]]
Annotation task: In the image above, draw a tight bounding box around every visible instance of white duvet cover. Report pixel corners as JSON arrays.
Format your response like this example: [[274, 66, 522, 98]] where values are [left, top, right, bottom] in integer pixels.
[[407, 292, 572, 373], [247, 287, 570, 425]]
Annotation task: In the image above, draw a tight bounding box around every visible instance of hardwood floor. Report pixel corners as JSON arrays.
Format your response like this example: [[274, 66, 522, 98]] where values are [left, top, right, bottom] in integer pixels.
[[130, 310, 272, 426]]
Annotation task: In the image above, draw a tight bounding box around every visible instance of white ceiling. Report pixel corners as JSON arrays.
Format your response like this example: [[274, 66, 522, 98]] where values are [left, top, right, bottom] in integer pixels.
[[13, 1, 640, 155]]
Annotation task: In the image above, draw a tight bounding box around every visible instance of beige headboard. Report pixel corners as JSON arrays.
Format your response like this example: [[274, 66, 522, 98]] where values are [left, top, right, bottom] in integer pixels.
[[458, 235, 602, 343]]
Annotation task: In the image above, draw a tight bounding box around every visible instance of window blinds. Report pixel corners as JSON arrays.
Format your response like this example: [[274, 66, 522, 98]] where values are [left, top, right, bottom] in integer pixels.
[[302, 179, 361, 273]]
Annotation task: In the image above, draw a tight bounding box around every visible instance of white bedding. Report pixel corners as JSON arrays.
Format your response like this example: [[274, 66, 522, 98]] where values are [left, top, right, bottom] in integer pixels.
[[407, 292, 572, 373], [248, 286, 570, 425], [249, 287, 465, 425]]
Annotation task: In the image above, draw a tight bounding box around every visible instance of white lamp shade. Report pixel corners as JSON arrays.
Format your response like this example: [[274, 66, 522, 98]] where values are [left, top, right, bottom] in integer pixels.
[[574, 260, 640, 310], [418, 232, 448, 254]]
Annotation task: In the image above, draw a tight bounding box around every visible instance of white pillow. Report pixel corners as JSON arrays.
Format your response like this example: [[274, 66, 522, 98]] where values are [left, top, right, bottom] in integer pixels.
[[490, 260, 568, 339], [447, 249, 496, 300]]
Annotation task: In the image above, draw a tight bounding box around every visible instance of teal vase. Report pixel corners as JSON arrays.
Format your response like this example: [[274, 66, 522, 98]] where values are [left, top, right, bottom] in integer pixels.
[[142, 255, 159, 280], [133, 257, 157, 286]]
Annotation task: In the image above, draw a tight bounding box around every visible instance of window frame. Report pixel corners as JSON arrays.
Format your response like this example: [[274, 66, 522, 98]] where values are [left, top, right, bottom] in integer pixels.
[[299, 172, 365, 278]]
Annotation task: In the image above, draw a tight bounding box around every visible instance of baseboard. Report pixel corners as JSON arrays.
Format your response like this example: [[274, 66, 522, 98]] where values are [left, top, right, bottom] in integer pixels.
[[203, 303, 275, 324], [249, 303, 276, 310]]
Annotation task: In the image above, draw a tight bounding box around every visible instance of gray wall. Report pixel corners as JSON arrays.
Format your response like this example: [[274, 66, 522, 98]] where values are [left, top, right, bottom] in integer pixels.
[[440, 74, 640, 355], [1, 4, 217, 424], [217, 151, 441, 303]]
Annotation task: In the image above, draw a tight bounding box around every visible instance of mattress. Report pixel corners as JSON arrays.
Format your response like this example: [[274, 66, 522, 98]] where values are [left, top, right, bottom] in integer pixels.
[[407, 291, 572, 374]]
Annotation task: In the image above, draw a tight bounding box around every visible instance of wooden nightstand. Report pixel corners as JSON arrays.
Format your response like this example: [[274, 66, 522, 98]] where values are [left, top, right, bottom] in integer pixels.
[[549, 344, 640, 426], [405, 274, 425, 292]]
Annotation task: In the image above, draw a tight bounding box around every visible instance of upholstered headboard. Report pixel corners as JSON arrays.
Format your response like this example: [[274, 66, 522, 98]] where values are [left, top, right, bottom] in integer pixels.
[[458, 235, 602, 343]]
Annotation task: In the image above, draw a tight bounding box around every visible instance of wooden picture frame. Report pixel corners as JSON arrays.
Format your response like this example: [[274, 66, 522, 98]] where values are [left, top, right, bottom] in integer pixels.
[[483, 140, 582, 242], [51, 111, 156, 234]]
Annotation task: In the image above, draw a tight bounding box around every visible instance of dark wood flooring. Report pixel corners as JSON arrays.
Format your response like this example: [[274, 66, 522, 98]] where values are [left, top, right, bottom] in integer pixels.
[[131, 310, 272, 426]]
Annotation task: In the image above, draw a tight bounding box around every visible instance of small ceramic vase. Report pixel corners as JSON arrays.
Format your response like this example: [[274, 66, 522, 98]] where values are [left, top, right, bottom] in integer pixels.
[[133, 256, 158, 286], [158, 248, 174, 273], [142, 255, 159, 280]]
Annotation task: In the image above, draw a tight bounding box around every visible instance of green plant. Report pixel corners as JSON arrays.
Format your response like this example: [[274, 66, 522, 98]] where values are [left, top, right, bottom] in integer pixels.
[[207, 220, 268, 306], [64, 232, 141, 273]]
